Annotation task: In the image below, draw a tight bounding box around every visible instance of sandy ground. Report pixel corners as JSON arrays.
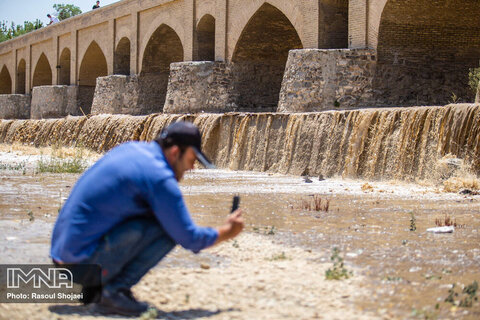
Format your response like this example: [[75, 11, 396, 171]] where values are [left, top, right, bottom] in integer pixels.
[[0, 233, 379, 320], [1, 144, 479, 319], [0, 145, 379, 319]]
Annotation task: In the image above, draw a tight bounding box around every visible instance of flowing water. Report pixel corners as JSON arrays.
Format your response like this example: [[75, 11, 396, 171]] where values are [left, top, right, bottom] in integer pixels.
[[0, 104, 480, 318], [0, 104, 479, 181]]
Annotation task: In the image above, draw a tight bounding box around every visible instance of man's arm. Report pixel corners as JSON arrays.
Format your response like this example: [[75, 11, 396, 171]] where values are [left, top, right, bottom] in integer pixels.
[[213, 210, 244, 245], [147, 176, 223, 252]]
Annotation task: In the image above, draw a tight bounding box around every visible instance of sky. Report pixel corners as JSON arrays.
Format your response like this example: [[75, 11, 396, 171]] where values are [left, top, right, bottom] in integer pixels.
[[0, 0, 120, 26]]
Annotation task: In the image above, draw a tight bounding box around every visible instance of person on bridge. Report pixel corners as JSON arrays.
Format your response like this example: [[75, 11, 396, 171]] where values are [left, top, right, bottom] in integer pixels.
[[50, 121, 244, 316], [47, 14, 59, 25], [92, 1, 100, 9]]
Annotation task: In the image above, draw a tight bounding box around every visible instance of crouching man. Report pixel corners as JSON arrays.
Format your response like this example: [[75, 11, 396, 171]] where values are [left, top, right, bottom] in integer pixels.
[[50, 122, 244, 316]]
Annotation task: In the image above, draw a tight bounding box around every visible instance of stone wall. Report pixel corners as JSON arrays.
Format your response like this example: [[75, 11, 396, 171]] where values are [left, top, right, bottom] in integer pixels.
[[31, 86, 78, 119], [91, 75, 138, 115], [91, 75, 166, 115], [0, 94, 30, 119], [278, 49, 376, 112], [164, 62, 236, 114], [94, 50, 377, 115]]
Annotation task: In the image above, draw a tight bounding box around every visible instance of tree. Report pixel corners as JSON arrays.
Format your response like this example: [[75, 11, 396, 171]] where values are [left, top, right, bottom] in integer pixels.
[[0, 22, 9, 42], [0, 20, 44, 43], [53, 3, 82, 20], [0, 3, 81, 43]]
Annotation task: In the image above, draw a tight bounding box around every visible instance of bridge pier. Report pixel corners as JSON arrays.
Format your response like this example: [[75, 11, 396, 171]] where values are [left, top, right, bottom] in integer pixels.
[[30, 86, 79, 119], [0, 94, 30, 119], [91, 49, 379, 115], [164, 62, 236, 113], [91, 75, 144, 115], [278, 49, 377, 112]]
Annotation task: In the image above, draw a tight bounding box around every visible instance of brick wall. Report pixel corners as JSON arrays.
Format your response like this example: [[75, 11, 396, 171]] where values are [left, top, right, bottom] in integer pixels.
[[0, 66, 12, 94], [230, 3, 303, 111], [319, 0, 348, 49], [374, 0, 480, 106]]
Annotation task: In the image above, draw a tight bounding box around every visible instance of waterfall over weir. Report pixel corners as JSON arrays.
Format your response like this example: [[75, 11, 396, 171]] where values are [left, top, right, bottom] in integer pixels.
[[0, 104, 479, 181]]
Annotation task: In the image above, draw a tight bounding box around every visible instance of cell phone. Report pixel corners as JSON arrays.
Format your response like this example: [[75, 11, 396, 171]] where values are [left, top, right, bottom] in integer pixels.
[[231, 195, 240, 213]]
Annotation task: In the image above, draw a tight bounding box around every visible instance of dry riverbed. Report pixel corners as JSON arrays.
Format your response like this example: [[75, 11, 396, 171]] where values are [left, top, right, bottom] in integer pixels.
[[0, 144, 479, 319], [0, 233, 377, 320]]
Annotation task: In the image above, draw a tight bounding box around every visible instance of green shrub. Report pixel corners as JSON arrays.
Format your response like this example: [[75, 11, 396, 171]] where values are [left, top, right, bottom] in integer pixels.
[[325, 248, 352, 280], [37, 157, 87, 174], [36, 147, 88, 174]]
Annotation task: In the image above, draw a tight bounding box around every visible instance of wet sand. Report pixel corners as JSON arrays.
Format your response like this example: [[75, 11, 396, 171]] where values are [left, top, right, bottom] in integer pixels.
[[0, 145, 479, 319]]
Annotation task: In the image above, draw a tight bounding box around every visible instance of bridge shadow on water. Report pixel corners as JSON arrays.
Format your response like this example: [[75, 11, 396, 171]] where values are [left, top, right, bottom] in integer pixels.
[[48, 304, 238, 318]]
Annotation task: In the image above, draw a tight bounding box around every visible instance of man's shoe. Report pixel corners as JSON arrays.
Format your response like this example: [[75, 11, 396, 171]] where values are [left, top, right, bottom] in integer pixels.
[[93, 288, 149, 316], [81, 286, 102, 305]]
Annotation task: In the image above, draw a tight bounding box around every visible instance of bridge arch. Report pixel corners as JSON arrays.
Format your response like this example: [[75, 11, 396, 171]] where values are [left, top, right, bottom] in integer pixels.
[[59, 48, 71, 85], [139, 16, 185, 73], [194, 14, 215, 61], [79, 41, 108, 113], [231, 2, 303, 111], [229, 0, 303, 61], [373, 0, 480, 106], [32, 53, 52, 88], [16, 59, 26, 94], [140, 23, 184, 112], [0, 65, 12, 94], [114, 37, 130, 75], [116, 27, 131, 46]]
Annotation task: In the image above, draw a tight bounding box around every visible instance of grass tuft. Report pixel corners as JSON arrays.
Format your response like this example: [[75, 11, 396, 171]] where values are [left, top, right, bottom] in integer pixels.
[[36, 146, 88, 174], [0, 161, 26, 171], [296, 195, 330, 212], [445, 281, 479, 308], [325, 248, 352, 280], [435, 214, 465, 228], [267, 252, 289, 261]]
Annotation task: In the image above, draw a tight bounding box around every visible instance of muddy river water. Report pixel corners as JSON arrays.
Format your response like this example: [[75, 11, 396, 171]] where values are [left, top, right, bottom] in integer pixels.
[[0, 151, 479, 319]]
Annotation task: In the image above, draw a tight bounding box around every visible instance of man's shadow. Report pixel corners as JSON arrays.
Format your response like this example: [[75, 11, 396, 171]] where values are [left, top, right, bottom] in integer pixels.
[[48, 304, 239, 319]]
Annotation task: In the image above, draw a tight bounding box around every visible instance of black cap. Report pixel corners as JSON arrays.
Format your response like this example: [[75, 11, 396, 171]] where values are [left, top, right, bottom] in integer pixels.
[[156, 122, 215, 169]]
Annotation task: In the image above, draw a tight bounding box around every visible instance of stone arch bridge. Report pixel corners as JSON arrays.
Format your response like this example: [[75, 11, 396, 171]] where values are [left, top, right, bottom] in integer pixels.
[[0, 0, 479, 118]]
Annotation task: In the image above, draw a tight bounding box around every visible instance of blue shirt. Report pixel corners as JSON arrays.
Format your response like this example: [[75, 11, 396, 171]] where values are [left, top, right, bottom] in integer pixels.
[[51, 141, 218, 263]]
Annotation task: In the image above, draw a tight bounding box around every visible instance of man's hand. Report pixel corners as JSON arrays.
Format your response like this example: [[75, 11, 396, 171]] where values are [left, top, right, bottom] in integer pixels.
[[213, 210, 244, 245]]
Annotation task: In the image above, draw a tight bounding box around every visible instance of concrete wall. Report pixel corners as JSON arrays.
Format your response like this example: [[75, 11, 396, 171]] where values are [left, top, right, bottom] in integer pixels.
[[278, 49, 376, 112], [0, 95, 30, 119]]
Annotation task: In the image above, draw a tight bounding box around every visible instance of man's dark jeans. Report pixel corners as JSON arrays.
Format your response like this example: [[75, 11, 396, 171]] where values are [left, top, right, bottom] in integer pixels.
[[73, 216, 176, 294]]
